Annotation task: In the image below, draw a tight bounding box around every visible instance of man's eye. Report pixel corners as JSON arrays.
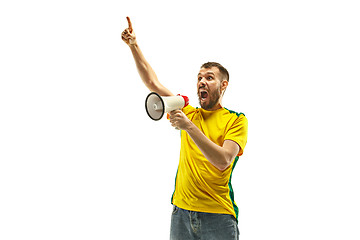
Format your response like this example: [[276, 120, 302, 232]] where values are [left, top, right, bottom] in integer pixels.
[[198, 77, 202, 81], [207, 76, 213, 80]]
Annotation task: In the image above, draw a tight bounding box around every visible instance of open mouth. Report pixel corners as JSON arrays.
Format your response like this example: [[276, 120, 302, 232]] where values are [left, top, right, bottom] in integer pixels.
[[199, 89, 209, 101]]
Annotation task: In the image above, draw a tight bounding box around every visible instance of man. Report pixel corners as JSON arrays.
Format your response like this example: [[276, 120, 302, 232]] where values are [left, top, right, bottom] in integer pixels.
[[122, 17, 248, 240]]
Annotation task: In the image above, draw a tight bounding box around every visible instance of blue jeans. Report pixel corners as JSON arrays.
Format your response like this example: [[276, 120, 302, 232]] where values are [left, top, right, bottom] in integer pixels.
[[170, 205, 239, 240]]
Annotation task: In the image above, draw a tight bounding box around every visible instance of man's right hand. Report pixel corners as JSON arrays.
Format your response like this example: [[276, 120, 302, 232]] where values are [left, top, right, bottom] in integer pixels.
[[121, 16, 136, 46]]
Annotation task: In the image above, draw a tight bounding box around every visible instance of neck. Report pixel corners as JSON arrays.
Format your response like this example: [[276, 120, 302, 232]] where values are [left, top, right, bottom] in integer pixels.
[[204, 102, 222, 111]]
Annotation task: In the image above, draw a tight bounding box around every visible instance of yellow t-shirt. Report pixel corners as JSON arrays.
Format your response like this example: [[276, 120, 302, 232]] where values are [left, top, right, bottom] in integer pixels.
[[171, 105, 248, 220]]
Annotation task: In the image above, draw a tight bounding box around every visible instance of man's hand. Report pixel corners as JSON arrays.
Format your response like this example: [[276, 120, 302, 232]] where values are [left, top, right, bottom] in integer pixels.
[[169, 110, 192, 130], [122, 16, 136, 46]]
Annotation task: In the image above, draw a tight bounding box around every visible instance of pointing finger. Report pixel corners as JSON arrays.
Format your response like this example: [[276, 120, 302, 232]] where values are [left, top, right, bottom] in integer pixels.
[[126, 16, 133, 33]]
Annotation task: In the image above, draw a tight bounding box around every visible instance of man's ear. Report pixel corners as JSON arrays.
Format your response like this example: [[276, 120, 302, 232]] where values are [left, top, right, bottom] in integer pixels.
[[221, 80, 229, 92]]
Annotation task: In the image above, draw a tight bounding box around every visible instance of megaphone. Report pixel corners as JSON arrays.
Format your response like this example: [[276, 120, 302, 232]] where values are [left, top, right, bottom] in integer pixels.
[[145, 92, 189, 121]]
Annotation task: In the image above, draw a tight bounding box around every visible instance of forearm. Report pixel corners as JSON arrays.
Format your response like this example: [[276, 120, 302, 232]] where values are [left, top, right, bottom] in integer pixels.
[[184, 122, 231, 171], [129, 44, 157, 88], [128, 43, 172, 95]]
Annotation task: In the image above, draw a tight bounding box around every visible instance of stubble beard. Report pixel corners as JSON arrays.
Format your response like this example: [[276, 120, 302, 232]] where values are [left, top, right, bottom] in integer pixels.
[[198, 87, 221, 110]]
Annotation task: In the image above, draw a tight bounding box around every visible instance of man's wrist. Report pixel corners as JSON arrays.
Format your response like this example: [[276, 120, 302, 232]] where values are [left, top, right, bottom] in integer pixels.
[[128, 41, 138, 48], [183, 120, 194, 132]]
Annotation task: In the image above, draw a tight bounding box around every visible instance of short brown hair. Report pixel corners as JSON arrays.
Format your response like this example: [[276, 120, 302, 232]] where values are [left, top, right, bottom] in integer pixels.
[[201, 62, 229, 82]]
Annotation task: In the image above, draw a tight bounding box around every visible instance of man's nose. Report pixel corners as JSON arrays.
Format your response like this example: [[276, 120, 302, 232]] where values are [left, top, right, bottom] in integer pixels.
[[198, 78, 206, 87]]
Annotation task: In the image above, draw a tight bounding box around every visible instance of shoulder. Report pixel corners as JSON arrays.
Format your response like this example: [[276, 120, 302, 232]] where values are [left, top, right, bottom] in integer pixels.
[[223, 108, 248, 127], [182, 105, 197, 115]]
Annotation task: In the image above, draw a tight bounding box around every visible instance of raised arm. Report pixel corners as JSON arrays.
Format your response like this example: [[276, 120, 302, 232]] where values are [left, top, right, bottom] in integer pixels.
[[122, 17, 173, 96]]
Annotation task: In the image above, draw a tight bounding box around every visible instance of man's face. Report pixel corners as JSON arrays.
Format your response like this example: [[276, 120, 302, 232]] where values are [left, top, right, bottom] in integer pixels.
[[197, 67, 223, 110]]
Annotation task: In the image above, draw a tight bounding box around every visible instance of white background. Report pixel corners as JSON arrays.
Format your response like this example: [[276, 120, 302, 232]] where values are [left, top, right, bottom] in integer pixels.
[[1, 0, 360, 239]]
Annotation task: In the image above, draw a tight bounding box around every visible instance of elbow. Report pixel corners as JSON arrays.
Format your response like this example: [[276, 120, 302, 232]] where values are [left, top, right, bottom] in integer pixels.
[[215, 146, 238, 171], [216, 158, 232, 171], [217, 166, 228, 172]]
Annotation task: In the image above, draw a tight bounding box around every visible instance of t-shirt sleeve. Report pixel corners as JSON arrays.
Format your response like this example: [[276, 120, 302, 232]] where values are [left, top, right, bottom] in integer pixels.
[[182, 105, 196, 116], [224, 114, 248, 156]]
